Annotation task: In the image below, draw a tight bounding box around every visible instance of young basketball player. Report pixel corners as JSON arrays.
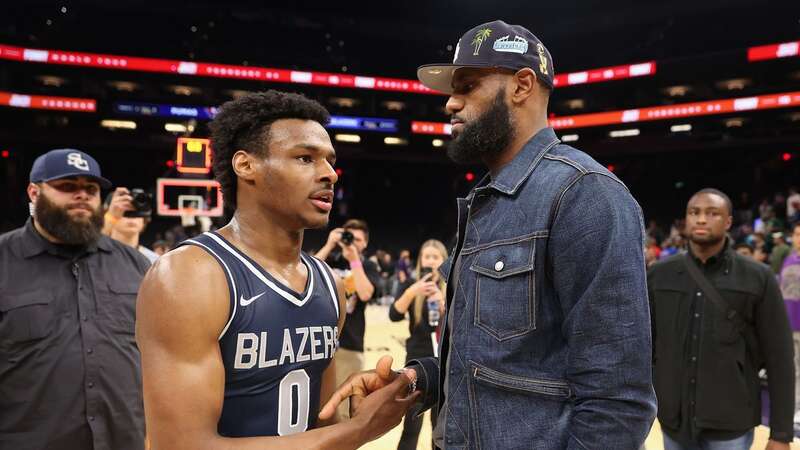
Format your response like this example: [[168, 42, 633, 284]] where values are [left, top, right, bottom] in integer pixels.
[[136, 91, 418, 449]]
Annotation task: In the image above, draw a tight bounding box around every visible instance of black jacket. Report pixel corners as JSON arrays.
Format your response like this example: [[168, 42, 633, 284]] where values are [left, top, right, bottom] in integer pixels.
[[648, 245, 795, 444]]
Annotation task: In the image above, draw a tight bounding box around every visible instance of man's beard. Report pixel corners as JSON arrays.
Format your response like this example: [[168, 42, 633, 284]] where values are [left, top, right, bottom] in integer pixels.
[[447, 88, 515, 165], [35, 193, 103, 246]]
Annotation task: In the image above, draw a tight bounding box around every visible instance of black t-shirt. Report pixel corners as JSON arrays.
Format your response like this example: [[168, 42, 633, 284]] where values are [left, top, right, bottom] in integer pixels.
[[326, 251, 381, 352], [389, 279, 439, 360]]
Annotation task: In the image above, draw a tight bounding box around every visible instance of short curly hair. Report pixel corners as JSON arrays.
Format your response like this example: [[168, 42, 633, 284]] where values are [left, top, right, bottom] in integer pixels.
[[209, 90, 330, 212]]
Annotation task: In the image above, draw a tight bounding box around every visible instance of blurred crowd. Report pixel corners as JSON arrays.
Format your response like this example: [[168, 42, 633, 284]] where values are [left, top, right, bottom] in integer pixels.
[[646, 187, 800, 273]]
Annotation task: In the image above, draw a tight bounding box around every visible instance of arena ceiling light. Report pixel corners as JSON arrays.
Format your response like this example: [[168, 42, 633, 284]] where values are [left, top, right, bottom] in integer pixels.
[[665, 85, 691, 97], [334, 134, 361, 143], [225, 89, 255, 98], [716, 78, 751, 91], [330, 97, 358, 108], [382, 101, 406, 111], [165, 123, 189, 133], [170, 85, 200, 96], [108, 81, 139, 92], [725, 118, 745, 128], [432, 139, 445, 148], [100, 119, 137, 130], [565, 99, 585, 110], [561, 134, 580, 142], [0, 90, 96, 112], [383, 137, 408, 145], [670, 124, 692, 132], [609, 128, 640, 138], [37, 75, 67, 87]]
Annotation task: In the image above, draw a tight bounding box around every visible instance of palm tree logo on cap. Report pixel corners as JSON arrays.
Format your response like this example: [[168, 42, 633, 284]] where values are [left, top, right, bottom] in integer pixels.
[[472, 28, 492, 56], [537, 43, 549, 75]]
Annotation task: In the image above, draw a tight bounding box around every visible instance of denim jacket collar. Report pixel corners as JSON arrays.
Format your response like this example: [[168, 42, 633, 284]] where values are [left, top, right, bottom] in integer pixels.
[[473, 127, 560, 197]]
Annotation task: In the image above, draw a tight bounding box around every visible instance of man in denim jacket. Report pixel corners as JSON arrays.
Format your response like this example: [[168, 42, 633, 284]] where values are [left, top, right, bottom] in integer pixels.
[[414, 20, 656, 449], [322, 20, 656, 449]]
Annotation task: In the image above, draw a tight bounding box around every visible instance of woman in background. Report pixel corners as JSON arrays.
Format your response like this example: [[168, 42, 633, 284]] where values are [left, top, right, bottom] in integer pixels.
[[389, 239, 447, 450]]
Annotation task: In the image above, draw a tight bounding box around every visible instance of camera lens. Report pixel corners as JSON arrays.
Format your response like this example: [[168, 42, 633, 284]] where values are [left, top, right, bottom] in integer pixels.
[[341, 230, 354, 246], [123, 188, 153, 218], [132, 192, 148, 209]]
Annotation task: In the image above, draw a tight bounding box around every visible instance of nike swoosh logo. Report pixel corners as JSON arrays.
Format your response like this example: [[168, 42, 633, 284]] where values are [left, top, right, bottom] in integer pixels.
[[239, 292, 266, 307]]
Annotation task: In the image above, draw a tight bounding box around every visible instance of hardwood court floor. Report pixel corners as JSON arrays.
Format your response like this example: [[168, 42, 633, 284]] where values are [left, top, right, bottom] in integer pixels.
[[358, 304, 798, 450]]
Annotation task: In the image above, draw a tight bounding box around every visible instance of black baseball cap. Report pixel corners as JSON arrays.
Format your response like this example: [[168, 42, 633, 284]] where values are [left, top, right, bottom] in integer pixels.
[[418, 20, 554, 94], [29, 148, 112, 189]]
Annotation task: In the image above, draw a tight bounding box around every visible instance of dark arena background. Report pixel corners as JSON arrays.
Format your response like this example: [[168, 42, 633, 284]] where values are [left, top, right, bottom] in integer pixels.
[[0, 1, 797, 253], [0, 2, 799, 447]]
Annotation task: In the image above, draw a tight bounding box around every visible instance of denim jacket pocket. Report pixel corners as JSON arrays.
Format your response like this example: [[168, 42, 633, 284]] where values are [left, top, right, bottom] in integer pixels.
[[467, 360, 571, 450], [469, 237, 536, 341], [470, 361, 571, 399]]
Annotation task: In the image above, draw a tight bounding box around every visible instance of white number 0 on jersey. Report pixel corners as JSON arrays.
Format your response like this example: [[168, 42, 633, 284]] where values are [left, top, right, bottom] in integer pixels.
[[277, 369, 311, 436]]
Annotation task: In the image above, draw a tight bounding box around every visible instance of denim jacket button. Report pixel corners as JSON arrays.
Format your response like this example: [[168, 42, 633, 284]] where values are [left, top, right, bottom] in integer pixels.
[[494, 261, 505, 271]]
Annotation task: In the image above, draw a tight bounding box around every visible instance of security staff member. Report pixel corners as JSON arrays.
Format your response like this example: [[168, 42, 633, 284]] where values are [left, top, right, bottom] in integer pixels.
[[649, 188, 794, 450], [0, 149, 150, 450]]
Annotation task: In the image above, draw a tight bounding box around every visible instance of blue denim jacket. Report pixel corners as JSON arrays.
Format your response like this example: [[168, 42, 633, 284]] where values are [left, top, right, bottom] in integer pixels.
[[410, 127, 657, 449]]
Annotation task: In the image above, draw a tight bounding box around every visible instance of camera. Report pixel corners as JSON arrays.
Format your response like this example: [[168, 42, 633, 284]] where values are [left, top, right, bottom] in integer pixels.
[[419, 267, 434, 278], [340, 230, 354, 246], [124, 188, 153, 218]]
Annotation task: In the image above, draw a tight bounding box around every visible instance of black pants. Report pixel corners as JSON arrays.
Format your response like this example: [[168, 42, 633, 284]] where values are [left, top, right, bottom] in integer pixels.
[[397, 404, 438, 450]]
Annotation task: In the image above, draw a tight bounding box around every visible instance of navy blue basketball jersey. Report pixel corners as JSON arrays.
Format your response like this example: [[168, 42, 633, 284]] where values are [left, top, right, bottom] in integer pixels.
[[181, 231, 340, 437]]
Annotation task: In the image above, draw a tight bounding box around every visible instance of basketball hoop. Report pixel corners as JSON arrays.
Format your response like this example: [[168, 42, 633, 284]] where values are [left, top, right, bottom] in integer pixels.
[[179, 205, 197, 227]]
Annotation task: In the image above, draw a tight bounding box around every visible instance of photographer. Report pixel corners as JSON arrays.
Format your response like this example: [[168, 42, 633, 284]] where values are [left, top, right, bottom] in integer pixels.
[[315, 219, 382, 420], [0, 149, 150, 450], [103, 189, 158, 263], [389, 239, 447, 450]]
